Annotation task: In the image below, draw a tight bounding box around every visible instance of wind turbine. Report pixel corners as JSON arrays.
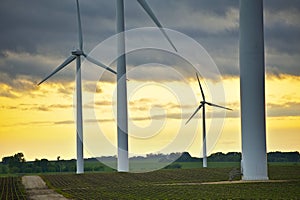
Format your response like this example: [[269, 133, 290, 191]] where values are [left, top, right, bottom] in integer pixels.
[[38, 0, 116, 174], [185, 73, 232, 168], [116, 0, 177, 172]]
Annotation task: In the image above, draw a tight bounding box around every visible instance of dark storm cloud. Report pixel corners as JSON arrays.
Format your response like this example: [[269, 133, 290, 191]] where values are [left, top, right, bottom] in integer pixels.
[[0, 0, 299, 95], [0, 0, 116, 55], [0, 51, 73, 80], [264, 0, 300, 12], [123, 48, 196, 80], [265, 25, 300, 56], [0, 0, 74, 54]]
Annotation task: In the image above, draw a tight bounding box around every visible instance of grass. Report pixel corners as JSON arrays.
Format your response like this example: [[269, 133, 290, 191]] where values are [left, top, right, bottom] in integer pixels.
[[41, 164, 300, 199], [177, 161, 241, 169]]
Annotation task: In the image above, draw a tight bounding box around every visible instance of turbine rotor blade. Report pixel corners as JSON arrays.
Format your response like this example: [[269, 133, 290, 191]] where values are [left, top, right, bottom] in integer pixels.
[[196, 73, 205, 101], [76, 0, 83, 50], [38, 55, 76, 85], [136, 0, 177, 52], [83, 53, 117, 75], [206, 102, 232, 111], [185, 104, 203, 125]]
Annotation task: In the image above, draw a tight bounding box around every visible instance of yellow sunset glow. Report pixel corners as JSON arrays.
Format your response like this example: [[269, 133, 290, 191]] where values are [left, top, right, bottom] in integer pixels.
[[0, 74, 299, 161]]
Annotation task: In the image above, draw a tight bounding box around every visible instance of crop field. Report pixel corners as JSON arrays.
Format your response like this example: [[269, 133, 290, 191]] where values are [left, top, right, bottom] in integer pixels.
[[0, 176, 27, 200], [83, 160, 241, 172], [42, 165, 300, 199]]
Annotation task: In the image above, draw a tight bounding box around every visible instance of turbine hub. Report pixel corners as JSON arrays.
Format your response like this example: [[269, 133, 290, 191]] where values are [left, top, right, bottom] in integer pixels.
[[72, 49, 84, 56]]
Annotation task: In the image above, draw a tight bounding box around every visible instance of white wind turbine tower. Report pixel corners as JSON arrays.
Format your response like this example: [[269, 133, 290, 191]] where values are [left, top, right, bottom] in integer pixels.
[[38, 0, 116, 174], [116, 0, 177, 172], [185, 73, 232, 168], [239, 0, 268, 180]]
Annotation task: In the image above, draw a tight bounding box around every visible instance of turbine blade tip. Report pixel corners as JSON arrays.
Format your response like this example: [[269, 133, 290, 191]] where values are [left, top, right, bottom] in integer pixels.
[[37, 80, 44, 86]]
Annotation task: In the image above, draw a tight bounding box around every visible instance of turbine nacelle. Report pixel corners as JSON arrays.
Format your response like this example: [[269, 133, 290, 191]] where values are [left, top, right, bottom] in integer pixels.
[[38, 0, 116, 86], [72, 49, 84, 56], [186, 73, 232, 125]]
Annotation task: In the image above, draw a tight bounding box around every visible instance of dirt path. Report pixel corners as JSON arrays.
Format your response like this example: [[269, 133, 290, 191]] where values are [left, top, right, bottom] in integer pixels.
[[22, 176, 69, 200]]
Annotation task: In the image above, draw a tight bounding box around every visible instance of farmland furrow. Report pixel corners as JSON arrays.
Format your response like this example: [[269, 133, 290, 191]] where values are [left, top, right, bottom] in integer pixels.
[[6, 177, 10, 200], [41, 166, 300, 199], [0, 177, 4, 200], [0, 177, 28, 200]]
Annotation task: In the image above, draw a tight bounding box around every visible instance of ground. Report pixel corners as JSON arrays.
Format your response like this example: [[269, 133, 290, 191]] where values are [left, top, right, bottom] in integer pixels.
[[22, 176, 68, 200]]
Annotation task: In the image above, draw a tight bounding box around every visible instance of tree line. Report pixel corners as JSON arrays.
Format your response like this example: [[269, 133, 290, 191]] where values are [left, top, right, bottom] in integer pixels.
[[0, 153, 105, 174], [176, 151, 300, 162], [0, 153, 78, 174], [0, 151, 299, 174]]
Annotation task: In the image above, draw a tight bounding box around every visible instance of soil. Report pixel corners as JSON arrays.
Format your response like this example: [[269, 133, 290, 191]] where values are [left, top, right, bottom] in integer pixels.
[[22, 175, 69, 200]]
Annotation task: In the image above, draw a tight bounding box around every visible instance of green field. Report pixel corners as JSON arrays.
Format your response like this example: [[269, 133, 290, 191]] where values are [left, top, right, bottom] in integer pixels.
[[84, 160, 242, 172], [40, 164, 300, 199], [1, 163, 299, 199], [84, 160, 297, 171]]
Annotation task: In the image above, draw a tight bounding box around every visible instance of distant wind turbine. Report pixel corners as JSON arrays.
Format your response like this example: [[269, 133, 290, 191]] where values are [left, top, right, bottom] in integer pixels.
[[38, 0, 116, 174], [185, 73, 232, 168], [116, 0, 177, 172]]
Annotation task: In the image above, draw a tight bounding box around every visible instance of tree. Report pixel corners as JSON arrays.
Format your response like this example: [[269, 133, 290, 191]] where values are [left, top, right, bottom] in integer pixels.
[[2, 153, 25, 167], [14, 153, 26, 163], [2, 152, 26, 173]]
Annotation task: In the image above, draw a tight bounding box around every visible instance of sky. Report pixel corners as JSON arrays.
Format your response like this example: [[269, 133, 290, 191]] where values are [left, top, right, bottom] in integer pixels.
[[0, 0, 299, 161]]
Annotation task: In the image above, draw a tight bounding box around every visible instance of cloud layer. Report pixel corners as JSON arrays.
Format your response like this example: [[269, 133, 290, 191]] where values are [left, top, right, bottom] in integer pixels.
[[0, 0, 299, 95]]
